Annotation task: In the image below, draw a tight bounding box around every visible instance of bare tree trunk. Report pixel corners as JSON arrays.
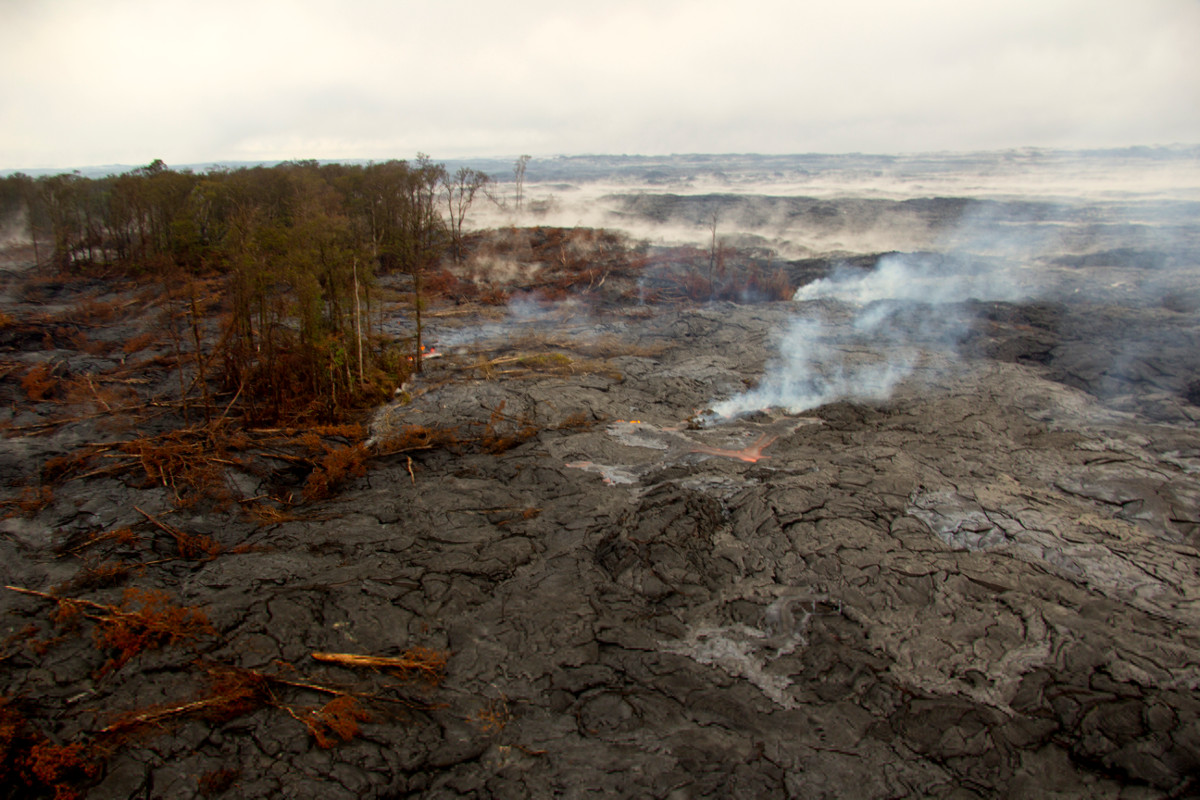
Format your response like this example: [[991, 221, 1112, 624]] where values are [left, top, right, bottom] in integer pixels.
[[188, 280, 213, 425], [514, 155, 530, 213], [163, 274, 189, 424], [353, 257, 364, 386], [413, 268, 423, 374]]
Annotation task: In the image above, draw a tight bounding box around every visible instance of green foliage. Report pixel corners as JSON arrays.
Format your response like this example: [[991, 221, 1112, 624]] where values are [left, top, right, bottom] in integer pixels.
[[1, 158, 463, 423]]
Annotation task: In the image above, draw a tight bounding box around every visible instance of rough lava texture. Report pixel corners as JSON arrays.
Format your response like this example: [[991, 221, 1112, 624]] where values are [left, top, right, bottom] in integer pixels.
[[3, 260, 1200, 798]]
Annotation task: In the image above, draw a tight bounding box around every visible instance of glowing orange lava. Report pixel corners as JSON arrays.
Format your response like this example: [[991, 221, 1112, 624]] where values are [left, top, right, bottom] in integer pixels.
[[689, 433, 778, 463]]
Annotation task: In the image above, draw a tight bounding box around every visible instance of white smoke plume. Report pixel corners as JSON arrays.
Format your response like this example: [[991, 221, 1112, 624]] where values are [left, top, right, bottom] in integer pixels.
[[0, 208, 30, 249], [432, 292, 594, 350], [453, 151, 1198, 420], [794, 253, 1029, 305], [709, 253, 1030, 418], [709, 314, 917, 417]]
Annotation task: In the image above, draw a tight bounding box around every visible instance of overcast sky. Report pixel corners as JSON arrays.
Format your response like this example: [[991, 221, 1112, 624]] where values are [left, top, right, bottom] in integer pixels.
[[2, 0, 1197, 170]]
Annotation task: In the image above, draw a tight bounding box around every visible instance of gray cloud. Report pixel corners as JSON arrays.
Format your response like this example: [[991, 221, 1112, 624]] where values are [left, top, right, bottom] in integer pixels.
[[2, 0, 1197, 169]]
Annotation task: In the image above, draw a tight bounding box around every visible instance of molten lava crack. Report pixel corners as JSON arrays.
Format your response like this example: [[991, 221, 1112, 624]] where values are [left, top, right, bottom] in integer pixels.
[[689, 433, 778, 463]]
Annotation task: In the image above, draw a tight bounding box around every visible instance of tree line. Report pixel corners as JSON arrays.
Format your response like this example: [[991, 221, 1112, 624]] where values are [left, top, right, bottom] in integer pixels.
[[0, 157, 493, 422]]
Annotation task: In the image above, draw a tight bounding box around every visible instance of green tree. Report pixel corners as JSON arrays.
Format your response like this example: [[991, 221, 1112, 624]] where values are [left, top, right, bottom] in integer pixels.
[[402, 155, 447, 373], [1, 157, 462, 421], [37, 172, 84, 271], [359, 157, 448, 373]]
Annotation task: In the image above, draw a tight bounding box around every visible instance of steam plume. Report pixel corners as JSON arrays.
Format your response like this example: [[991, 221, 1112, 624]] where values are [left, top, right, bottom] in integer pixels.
[[709, 253, 1028, 418]]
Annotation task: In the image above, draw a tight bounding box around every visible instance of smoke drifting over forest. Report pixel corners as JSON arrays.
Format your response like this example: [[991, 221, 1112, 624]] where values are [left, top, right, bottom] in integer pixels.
[[476, 149, 1200, 420]]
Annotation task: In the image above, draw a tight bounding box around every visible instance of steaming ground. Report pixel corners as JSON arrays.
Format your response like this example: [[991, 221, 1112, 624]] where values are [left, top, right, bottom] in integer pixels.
[[4, 149, 1200, 797], [358, 283, 1200, 797], [468, 148, 1200, 259], [7, 284, 1200, 798], [709, 253, 1030, 417], [491, 150, 1200, 422], [367, 151, 1200, 795]]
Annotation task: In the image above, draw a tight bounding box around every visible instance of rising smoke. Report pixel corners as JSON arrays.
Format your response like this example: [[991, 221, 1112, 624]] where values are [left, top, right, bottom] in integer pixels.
[[0, 208, 30, 249], [461, 149, 1200, 259], [709, 247, 1037, 418], [463, 151, 1200, 420], [708, 206, 1200, 418]]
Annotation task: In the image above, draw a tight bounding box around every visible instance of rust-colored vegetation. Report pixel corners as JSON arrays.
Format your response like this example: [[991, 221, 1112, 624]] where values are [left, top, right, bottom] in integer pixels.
[[371, 402, 549, 459], [55, 525, 141, 557], [470, 695, 512, 735], [89, 587, 216, 676], [54, 559, 139, 594], [302, 442, 370, 502], [0, 698, 100, 800], [99, 652, 448, 750], [635, 244, 794, 303], [0, 158, 795, 795], [445, 226, 648, 305], [26, 742, 101, 800], [479, 401, 539, 454], [69, 296, 123, 325], [102, 665, 271, 735], [121, 330, 161, 355], [374, 423, 462, 454], [20, 362, 59, 401], [1, 580, 448, 794], [299, 696, 371, 749], [5, 585, 216, 677], [32, 420, 381, 522], [118, 431, 243, 509], [135, 506, 224, 559], [0, 485, 54, 519], [41, 450, 96, 484]]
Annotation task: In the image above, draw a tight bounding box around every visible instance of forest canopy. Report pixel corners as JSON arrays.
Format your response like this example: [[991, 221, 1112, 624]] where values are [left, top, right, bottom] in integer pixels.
[[0, 158, 492, 421], [0, 157, 792, 424]]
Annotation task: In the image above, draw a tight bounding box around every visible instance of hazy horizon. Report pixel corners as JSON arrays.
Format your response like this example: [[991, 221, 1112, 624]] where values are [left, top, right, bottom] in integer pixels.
[[6, 147, 1198, 261], [5, 143, 1198, 182]]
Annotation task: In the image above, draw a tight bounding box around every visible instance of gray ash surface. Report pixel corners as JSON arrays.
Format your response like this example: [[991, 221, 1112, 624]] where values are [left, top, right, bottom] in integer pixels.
[[5, 258, 1200, 797]]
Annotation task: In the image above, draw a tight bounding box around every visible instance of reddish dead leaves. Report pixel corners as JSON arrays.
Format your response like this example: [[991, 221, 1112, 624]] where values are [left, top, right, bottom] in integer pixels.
[[1, 697, 100, 800], [0, 486, 54, 519], [102, 665, 270, 736], [302, 442, 369, 503], [6, 585, 215, 678], [300, 696, 371, 749], [91, 587, 216, 676], [101, 650, 448, 749], [20, 363, 58, 401]]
